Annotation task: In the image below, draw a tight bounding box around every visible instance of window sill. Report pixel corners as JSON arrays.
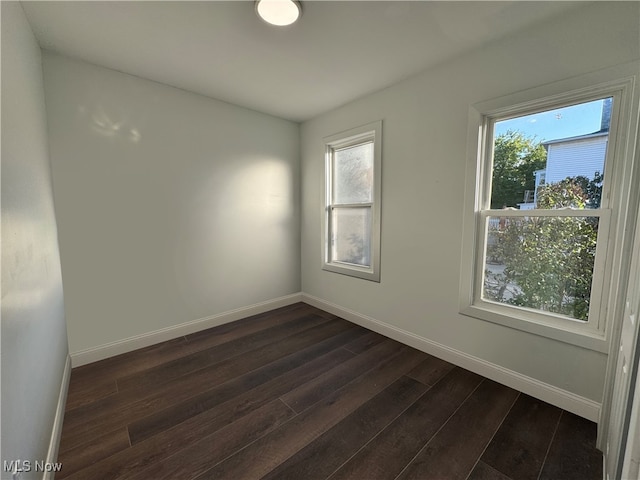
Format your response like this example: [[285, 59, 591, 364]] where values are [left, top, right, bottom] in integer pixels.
[[323, 262, 380, 282], [460, 302, 608, 353]]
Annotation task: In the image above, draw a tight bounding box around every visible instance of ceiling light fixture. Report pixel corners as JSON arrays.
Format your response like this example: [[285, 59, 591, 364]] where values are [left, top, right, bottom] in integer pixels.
[[255, 0, 301, 26]]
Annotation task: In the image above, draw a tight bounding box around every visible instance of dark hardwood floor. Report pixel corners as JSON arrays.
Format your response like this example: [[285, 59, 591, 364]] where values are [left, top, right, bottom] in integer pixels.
[[57, 303, 602, 479]]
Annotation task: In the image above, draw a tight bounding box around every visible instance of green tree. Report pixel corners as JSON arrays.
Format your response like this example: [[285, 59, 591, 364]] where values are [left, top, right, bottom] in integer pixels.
[[485, 177, 599, 321], [491, 131, 547, 209], [571, 171, 604, 209]]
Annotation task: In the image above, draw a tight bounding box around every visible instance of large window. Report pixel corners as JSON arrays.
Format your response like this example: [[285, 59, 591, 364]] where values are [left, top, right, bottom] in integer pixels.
[[483, 98, 611, 323], [460, 71, 638, 350], [323, 121, 382, 281]]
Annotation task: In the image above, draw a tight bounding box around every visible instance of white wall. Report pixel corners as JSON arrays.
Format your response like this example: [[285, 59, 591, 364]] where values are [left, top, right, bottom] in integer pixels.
[[301, 1, 639, 407], [42, 53, 300, 357], [1, 3, 69, 477]]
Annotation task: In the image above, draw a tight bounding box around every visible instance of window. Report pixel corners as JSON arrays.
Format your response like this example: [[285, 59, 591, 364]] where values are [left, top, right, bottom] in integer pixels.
[[460, 70, 638, 351], [484, 97, 611, 322], [323, 121, 382, 281]]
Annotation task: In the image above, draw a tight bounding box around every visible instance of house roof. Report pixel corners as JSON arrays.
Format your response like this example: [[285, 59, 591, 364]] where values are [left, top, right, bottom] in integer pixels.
[[542, 131, 609, 147]]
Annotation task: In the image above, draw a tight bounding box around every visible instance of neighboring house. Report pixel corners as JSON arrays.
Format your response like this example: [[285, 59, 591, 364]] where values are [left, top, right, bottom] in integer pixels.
[[519, 98, 611, 210]]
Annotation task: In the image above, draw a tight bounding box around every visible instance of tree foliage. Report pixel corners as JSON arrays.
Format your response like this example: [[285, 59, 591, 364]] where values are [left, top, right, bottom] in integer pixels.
[[484, 135, 603, 321], [485, 180, 598, 320], [491, 131, 547, 209], [571, 171, 604, 209]]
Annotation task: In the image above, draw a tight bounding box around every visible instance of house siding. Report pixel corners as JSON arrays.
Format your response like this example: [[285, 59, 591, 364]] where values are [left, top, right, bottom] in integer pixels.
[[546, 136, 608, 184]]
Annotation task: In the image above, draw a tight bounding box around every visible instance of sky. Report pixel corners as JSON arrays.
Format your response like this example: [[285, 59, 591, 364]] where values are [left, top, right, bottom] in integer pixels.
[[494, 98, 607, 143]]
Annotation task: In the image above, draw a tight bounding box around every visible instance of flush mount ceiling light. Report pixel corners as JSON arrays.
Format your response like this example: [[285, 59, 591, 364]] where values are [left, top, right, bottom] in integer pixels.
[[255, 0, 301, 26]]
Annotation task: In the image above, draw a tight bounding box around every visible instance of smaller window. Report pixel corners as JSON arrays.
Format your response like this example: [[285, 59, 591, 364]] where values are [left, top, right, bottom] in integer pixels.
[[323, 121, 382, 282]]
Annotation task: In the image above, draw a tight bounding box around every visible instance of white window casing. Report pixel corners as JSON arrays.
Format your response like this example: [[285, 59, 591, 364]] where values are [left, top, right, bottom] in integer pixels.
[[323, 121, 382, 282], [459, 64, 640, 353]]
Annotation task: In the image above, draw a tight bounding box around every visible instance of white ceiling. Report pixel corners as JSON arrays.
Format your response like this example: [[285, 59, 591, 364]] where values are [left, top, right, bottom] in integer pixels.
[[22, 1, 585, 122]]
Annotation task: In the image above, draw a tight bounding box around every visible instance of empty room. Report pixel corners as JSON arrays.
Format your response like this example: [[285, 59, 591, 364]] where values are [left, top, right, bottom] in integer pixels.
[[2, 1, 640, 479]]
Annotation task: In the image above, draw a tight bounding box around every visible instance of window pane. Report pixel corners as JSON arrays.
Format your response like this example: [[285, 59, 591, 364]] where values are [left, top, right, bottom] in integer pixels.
[[490, 97, 611, 210], [483, 215, 599, 321], [333, 142, 373, 204], [331, 207, 371, 266]]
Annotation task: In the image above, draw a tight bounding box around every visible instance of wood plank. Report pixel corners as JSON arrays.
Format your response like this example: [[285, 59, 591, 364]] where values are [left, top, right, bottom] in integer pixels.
[[56, 427, 130, 479], [480, 393, 562, 480], [342, 330, 388, 354], [127, 326, 363, 444], [467, 461, 514, 480], [124, 400, 296, 480], [193, 347, 429, 480], [406, 354, 455, 386], [262, 376, 428, 480], [67, 336, 189, 388], [280, 338, 406, 413], [539, 411, 602, 480], [67, 303, 314, 390], [60, 320, 354, 452], [116, 312, 332, 394], [181, 302, 325, 353], [64, 376, 118, 411], [63, 315, 326, 440], [63, 316, 338, 430], [327, 367, 483, 480], [61, 344, 358, 480], [396, 380, 518, 480], [183, 302, 314, 343], [128, 364, 273, 445]]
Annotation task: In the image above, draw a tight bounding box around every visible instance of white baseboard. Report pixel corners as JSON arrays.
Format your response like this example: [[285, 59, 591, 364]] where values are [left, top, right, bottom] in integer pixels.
[[302, 293, 601, 422], [44, 354, 71, 480], [70, 293, 303, 367]]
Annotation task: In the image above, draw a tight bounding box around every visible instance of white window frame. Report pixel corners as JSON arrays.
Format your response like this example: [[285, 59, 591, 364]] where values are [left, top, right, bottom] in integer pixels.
[[459, 65, 639, 352], [323, 121, 382, 282]]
